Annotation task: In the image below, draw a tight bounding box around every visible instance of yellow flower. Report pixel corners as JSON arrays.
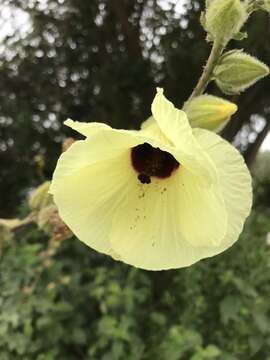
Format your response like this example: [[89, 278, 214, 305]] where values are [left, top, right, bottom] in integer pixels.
[[50, 88, 252, 270]]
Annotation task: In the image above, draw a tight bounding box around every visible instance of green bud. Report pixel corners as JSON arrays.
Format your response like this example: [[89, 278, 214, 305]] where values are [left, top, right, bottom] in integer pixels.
[[183, 95, 237, 132], [29, 181, 53, 211], [205, 0, 248, 45], [213, 50, 270, 94]]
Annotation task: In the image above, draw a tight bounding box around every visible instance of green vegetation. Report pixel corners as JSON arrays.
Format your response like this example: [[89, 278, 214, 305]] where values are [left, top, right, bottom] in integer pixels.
[[0, 176, 269, 359]]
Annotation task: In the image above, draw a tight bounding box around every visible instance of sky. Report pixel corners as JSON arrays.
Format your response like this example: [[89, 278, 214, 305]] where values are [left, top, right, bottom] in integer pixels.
[[0, 0, 269, 151], [0, 4, 31, 41]]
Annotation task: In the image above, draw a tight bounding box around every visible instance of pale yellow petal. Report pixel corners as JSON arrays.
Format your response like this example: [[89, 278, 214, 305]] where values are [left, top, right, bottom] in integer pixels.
[[109, 165, 227, 270], [50, 131, 139, 256], [140, 122, 173, 146], [65, 118, 112, 137], [53, 157, 129, 256], [150, 88, 219, 186], [109, 174, 188, 270], [193, 128, 252, 253], [176, 168, 227, 247], [50, 130, 140, 193], [151, 88, 192, 146], [140, 116, 155, 129]]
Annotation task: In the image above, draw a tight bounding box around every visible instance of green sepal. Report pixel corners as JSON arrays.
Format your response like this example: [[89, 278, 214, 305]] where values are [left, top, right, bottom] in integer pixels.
[[213, 50, 270, 95]]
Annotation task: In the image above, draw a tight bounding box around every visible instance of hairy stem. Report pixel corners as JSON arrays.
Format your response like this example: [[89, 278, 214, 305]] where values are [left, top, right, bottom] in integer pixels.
[[188, 41, 224, 101]]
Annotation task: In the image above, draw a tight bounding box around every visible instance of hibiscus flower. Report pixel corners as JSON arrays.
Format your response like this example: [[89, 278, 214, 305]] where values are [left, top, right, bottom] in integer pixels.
[[50, 88, 252, 270]]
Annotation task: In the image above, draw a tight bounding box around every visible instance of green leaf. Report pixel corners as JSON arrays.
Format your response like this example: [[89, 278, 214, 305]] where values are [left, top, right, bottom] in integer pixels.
[[220, 295, 242, 324]]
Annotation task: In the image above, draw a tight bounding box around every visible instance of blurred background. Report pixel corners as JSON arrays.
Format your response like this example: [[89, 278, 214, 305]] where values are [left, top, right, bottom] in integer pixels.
[[0, 0, 270, 359]]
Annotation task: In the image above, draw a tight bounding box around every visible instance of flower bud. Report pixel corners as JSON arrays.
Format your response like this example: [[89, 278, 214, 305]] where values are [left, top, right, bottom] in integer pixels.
[[37, 205, 57, 235], [29, 181, 53, 211], [183, 95, 237, 132], [205, 0, 248, 45], [37, 205, 72, 241], [213, 50, 270, 94]]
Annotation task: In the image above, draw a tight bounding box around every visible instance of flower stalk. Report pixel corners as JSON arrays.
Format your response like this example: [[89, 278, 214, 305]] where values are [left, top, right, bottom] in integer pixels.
[[188, 41, 224, 101]]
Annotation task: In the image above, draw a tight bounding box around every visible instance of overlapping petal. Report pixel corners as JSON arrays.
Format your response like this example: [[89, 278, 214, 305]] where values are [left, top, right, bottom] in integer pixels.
[[151, 88, 192, 145], [65, 119, 111, 137], [151, 89, 218, 186], [109, 128, 251, 269]]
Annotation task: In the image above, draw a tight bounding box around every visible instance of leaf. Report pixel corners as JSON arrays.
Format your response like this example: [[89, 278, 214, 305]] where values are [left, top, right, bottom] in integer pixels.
[[220, 296, 242, 324], [249, 335, 264, 355], [252, 310, 270, 334]]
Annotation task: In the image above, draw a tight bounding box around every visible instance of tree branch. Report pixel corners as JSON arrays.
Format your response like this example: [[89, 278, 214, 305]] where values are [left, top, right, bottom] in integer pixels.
[[108, 0, 141, 57]]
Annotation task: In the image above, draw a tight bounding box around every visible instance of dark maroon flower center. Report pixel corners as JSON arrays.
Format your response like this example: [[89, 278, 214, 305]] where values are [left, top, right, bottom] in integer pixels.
[[131, 143, 180, 184]]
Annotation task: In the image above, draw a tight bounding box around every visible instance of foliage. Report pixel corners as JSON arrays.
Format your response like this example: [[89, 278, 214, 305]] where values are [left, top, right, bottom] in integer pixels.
[[1, 199, 270, 359]]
